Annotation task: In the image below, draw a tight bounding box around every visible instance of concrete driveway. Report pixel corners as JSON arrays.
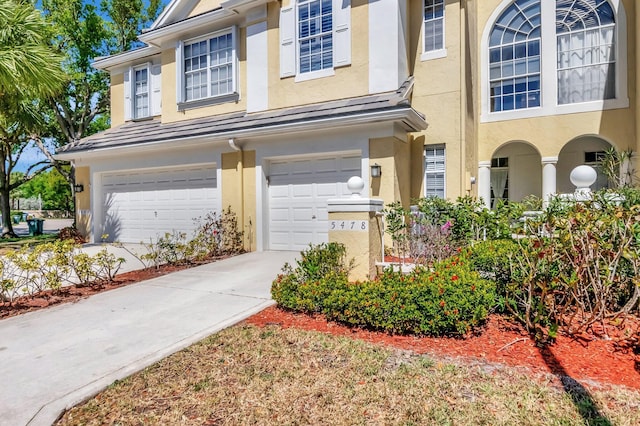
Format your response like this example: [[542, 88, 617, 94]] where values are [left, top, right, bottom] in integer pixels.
[[0, 250, 298, 426]]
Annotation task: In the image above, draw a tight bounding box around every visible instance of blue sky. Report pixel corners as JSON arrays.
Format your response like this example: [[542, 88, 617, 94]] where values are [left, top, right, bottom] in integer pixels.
[[14, 142, 51, 173]]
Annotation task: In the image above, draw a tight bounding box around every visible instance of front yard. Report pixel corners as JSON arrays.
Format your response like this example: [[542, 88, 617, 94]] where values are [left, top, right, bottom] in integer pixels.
[[57, 323, 640, 425]]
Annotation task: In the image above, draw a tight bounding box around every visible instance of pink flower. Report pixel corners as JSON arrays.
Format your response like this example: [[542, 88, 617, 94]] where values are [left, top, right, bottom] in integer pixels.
[[441, 221, 452, 232]]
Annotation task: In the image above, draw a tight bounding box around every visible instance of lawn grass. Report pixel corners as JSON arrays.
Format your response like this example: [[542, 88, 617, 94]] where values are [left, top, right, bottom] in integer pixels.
[[58, 324, 640, 425], [0, 233, 59, 254]]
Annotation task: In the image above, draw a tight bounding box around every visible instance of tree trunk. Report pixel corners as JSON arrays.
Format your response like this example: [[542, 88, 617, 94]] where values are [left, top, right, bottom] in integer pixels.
[[1, 190, 16, 237]]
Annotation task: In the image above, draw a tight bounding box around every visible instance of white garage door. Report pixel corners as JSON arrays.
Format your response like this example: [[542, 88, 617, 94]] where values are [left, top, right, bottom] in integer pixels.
[[102, 165, 219, 243], [268, 154, 361, 250]]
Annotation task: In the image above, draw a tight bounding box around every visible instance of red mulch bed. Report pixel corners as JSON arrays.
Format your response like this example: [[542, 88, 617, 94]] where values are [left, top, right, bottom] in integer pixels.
[[3, 259, 639, 392], [0, 263, 193, 320], [246, 306, 640, 391]]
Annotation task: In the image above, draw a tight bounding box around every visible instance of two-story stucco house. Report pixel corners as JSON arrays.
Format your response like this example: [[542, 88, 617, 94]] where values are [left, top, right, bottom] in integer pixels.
[[57, 0, 638, 251]]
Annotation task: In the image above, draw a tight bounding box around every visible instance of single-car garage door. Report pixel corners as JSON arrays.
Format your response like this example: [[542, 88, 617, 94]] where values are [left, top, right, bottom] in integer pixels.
[[268, 154, 361, 250], [102, 165, 219, 243]]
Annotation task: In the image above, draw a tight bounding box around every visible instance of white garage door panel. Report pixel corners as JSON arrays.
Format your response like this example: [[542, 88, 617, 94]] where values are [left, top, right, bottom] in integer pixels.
[[102, 165, 218, 243], [268, 153, 361, 251]]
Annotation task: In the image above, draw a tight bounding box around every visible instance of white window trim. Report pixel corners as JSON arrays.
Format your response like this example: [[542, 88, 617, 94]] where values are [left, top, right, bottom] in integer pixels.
[[421, 49, 447, 62], [280, 0, 351, 81], [294, 67, 335, 82], [176, 26, 239, 109], [480, 0, 628, 123], [420, 0, 447, 62], [424, 144, 446, 198]]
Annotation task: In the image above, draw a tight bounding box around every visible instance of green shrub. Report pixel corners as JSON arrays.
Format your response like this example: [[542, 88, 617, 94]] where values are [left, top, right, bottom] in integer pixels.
[[272, 245, 496, 336], [506, 190, 640, 340], [0, 240, 126, 302], [323, 258, 496, 336], [271, 243, 352, 312], [466, 239, 520, 305]]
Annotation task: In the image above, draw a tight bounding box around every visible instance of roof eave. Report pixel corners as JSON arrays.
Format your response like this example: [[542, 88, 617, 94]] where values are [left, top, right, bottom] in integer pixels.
[[139, 8, 236, 46], [55, 107, 428, 161], [92, 46, 160, 71]]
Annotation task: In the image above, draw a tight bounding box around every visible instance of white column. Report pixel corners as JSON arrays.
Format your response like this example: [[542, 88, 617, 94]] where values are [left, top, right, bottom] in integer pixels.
[[478, 161, 492, 209], [542, 156, 558, 207]]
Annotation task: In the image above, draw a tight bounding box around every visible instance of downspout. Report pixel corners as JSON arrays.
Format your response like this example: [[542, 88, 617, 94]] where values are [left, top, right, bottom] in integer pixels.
[[229, 138, 245, 247]]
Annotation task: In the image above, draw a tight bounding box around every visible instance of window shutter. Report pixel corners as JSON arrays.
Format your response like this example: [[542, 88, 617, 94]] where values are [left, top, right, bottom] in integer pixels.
[[231, 25, 239, 93], [123, 67, 132, 121], [175, 40, 185, 104], [279, 6, 296, 78], [333, 0, 351, 67], [151, 64, 162, 116]]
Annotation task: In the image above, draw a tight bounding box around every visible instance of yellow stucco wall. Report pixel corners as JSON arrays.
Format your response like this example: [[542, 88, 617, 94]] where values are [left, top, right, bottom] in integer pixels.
[[266, 0, 370, 110], [74, 166, 91, 239], [187, 0, 224, 18], [475, 0, 637, 161], [221, 150, 257, 251], [409, 0, 467, 199], [160, 28, 248, 124], [369, 136, 412, 208], [328, 210, 382, 281], [478, 110, 637, 160], [110, 73, 125, 127]]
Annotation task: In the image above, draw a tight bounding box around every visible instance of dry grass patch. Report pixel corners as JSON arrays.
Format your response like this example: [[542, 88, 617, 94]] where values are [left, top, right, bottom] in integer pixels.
[[58, 325, 640, 425]]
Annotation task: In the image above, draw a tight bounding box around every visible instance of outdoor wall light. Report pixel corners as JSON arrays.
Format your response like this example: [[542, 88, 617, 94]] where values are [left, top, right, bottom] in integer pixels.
[[74, 184, 84, 193], [370, 163, 382, 178]]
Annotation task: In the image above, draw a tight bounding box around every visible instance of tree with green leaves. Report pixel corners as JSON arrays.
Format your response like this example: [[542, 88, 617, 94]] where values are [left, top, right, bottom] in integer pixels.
[[34, 0, 164, 212], [0, 0, 64, 99], [101, 0, 163, 52], [17, 168, 72, 211], [0, 0, 64, 236]]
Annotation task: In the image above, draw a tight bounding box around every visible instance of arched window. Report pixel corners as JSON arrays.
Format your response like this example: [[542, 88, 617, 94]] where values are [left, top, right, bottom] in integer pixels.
[[486, 0, 622, 117], [556, 0, 616, 104], [489, 0, 541, 112]]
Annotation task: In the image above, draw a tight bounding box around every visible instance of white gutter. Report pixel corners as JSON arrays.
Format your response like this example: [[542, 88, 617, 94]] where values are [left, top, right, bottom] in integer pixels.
[[93, 46, 160, 71], [55, 107, 428, 161]]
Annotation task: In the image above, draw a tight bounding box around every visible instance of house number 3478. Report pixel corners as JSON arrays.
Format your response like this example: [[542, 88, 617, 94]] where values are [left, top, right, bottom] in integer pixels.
[[329, 220, 368, 232]]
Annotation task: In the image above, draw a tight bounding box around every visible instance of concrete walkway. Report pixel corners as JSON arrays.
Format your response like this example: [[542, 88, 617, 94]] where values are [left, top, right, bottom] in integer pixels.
[[0, 250, 298, 426]]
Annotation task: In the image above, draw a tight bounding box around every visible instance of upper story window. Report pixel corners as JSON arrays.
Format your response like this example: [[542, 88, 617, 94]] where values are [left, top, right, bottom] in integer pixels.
[[489, 1, 541, 112], [298, 0, 333, 73], [133, 67, 149, 119], [556, 0, 616, 104], [280, 0, 351, 81], [483, 0, 627, 122], [176, 27, 238, 108], [422, 0, 445, 60], [124, 62, 160, 121]]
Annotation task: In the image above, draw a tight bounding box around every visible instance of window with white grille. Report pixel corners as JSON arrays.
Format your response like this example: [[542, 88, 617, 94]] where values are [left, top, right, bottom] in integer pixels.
[[425, 145, 445, 198]]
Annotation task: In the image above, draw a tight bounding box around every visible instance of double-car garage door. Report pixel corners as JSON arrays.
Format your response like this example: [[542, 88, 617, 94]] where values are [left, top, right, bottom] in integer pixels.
[[102, 165, 219, 243], [100, 154, 360, 249], [268, 154, 361, 251]]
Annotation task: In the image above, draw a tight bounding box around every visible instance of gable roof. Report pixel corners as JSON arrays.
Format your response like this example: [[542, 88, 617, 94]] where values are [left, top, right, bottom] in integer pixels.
[[150, 0, 265, 31], [56, 79, 427, 159]]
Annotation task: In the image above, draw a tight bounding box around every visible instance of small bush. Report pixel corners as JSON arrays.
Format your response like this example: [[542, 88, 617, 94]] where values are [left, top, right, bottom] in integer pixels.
[[272, 245, 495, 336], [506, 190, 640, 340], [323, 258, 496, 336], [0, 240, 125, 302], [58, 226, 86, 244], [141, 207, 245, 268], [466, 239, 519, 306], [271, 243, 352, 312]]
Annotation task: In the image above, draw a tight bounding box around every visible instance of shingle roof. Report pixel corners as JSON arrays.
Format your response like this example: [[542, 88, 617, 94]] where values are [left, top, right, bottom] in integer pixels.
[[58, 78, 426, 156]]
